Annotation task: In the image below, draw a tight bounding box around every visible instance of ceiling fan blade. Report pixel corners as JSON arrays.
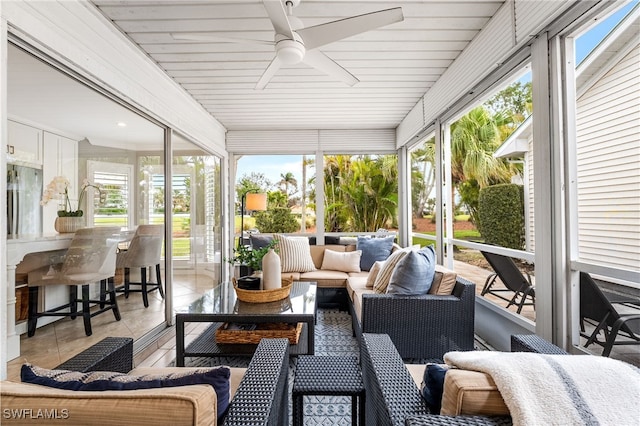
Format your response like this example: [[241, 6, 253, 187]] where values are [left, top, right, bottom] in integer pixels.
[[263, 0, 295, 39], [303, 50, 359, 87], [171, 33, 273, 45], [298, 7, 404, 50], [255, 56, 283, 90]]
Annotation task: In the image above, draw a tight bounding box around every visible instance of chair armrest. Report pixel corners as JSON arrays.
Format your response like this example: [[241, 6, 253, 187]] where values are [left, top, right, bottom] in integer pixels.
[[223, 338, 289, 426], [55, 337, 133, 373], [360, 333, 429, 426], [405, 415, 513, 425], [361, 278, 476, 360], [510, 334, 568, 354]]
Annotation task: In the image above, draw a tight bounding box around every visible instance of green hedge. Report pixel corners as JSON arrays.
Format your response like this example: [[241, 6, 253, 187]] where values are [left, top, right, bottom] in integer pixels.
[[478, 183, 524, 250]]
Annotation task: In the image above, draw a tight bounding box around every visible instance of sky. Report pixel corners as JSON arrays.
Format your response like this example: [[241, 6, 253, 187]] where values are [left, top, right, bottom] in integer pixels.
[[236, 1, 638, 189]]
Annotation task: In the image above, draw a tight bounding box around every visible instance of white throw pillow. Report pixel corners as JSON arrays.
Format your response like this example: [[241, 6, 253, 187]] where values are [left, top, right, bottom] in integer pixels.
[[274, 234, 316, 273], [321, 249, 362, 273], [366, 260, 386, 288]]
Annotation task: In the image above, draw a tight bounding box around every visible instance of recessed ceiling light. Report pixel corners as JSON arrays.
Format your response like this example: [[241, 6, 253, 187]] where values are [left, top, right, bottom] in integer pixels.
[[117, 122, 127, 127]]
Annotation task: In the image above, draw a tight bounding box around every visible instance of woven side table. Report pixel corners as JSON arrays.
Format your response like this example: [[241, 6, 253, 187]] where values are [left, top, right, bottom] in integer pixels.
[[292, 355, 365, 426]]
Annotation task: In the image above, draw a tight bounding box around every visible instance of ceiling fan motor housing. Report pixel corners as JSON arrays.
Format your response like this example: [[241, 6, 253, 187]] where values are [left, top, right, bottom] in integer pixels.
[[275, 34, 305, 64]]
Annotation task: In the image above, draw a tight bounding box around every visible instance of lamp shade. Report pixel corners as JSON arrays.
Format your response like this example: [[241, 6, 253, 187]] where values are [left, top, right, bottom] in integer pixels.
[[245, 193, 267, 211]]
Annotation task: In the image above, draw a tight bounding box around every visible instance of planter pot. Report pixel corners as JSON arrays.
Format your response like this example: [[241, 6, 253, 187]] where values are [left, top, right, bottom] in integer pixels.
[[54, 216, 85, 233]]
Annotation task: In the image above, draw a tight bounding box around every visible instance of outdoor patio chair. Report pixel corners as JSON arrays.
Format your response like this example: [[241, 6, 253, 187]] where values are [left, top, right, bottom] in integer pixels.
[[579, 271, 640, 357], [480, 251, 535, 314]]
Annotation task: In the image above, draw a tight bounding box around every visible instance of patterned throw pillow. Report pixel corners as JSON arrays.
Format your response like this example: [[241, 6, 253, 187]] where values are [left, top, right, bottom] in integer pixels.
[[372, 246, 414, 293], [274, 234, 316, 273], [366, 260, 386, 288], [21, 363, 230, 421]]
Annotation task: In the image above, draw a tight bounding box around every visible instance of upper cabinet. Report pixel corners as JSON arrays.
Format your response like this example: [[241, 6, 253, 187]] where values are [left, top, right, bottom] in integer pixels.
[[7, 120, 43, 166], [42, 132, 79, 234]]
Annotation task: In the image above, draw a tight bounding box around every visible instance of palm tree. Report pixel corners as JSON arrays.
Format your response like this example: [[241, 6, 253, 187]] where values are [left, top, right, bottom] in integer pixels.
[[450, 106, 515, 224], [411, 139, 436, 218], [278, 172, 298, 197]]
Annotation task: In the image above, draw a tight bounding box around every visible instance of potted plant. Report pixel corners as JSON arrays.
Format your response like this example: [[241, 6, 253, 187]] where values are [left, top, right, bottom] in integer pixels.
[[226, 240, 278, 277]]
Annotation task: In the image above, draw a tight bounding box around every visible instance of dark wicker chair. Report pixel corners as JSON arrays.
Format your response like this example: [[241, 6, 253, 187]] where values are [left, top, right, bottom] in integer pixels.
[[51, 337, 289, 426], [580, 271, 640, 357], [480, 251, 535, 314], [351, 277, 476, 361], [360, 333, 566, 426]]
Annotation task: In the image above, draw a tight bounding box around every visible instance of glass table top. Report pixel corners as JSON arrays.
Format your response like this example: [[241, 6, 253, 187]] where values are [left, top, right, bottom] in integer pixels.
[[177, 281, 317, 317]]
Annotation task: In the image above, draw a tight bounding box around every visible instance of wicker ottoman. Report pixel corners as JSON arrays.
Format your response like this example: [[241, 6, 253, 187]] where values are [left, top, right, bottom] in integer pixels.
[[292, 355, 365, 426]]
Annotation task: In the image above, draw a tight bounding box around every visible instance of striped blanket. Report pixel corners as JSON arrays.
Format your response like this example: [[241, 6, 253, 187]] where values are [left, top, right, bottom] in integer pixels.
[[444, 351, 640, 426]]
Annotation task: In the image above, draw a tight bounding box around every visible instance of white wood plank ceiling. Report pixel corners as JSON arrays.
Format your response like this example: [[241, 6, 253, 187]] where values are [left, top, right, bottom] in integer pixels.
[[92, 0, 504, 131]]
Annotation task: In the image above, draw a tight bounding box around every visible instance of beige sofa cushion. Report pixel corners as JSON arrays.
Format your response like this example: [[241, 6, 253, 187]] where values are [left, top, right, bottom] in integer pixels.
[[440, 369, 509, 416], [429, 265, 458, 295], [320, 249, 362, 272], [309, 244, 347, 269], [0, 380, 217, 426], [300, 270, 349, 288]]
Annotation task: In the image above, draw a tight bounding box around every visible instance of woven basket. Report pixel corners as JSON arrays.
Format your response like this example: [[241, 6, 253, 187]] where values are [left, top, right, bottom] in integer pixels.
[[233, 276, 294, 303], [215, 322, 303, 345]]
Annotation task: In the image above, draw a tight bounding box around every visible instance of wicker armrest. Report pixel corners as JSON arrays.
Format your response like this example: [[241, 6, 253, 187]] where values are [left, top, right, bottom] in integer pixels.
[[510, 334, 568, 354], [361, 333, 429, 426], [405, 415, 513, 426], [223, 338, 289, 426], [54, 337, 133, 373]]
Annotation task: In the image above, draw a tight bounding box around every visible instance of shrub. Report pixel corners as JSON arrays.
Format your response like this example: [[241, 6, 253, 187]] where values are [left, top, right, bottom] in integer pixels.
[[255, 207, 299, 233], [478, 183, 524, 250]]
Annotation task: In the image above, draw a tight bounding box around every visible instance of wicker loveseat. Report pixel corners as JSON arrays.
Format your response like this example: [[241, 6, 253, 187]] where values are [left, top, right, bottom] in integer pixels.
[[359, 333, 567, 426], [1, 338, 289, 426]]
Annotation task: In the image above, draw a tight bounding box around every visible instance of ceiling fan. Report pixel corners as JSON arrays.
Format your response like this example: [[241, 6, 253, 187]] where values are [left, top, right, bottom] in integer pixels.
[[172, 0, 404, 90]]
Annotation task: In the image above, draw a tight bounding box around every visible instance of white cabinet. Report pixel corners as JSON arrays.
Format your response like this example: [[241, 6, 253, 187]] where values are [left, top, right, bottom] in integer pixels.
[[42, 132, 79, 234], [7, 120, 43, 165]]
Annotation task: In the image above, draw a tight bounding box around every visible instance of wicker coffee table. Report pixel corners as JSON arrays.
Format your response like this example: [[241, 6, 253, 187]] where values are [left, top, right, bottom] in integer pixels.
[[175, 281, 317, 366], [292, 355, 365, 426]]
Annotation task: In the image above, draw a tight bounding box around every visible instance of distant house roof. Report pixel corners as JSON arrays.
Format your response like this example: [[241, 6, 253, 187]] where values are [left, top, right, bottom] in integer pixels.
[[494, 115, 532, 159], [493, 6, 639, 159]]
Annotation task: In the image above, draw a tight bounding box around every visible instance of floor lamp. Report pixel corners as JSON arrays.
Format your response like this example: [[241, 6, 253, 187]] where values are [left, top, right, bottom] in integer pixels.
[[239, 190, 267, 248]]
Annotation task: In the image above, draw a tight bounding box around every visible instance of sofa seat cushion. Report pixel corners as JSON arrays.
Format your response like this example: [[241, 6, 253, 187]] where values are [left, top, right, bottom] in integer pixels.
[[350, 286, 373, 323], [346, 276, 368, 301], [0, 380, 217, 426], [299, 270, 349, 288], [348, 271, 369, 278], [21, 364, 230, 422], [440, 369, 509, 417], [283, 272, 301, 281]]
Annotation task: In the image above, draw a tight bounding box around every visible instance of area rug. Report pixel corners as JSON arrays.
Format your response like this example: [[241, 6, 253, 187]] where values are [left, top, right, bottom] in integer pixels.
[[176, 308, 358, 425]]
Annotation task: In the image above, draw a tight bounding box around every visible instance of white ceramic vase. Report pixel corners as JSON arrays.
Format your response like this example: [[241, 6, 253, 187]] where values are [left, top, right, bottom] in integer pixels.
[[261, 249, 281, 290]]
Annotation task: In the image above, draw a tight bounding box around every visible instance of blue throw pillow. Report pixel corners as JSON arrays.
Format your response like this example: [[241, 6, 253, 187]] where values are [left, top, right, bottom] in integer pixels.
[[386, 245, 436, 295], [356, 236, 395, 271], [250, 234, 274, 250], [421, 363, 449, 414], [21, 363, 231, 421]]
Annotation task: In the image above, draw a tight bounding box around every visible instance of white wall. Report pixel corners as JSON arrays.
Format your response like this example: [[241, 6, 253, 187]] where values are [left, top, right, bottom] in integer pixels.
[[575, 44, 640, 271]]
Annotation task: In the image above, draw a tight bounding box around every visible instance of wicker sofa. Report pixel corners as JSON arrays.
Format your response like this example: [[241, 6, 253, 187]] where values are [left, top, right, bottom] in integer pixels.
[[360, 333, 568, 426], [1, 337, 290, 426]]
